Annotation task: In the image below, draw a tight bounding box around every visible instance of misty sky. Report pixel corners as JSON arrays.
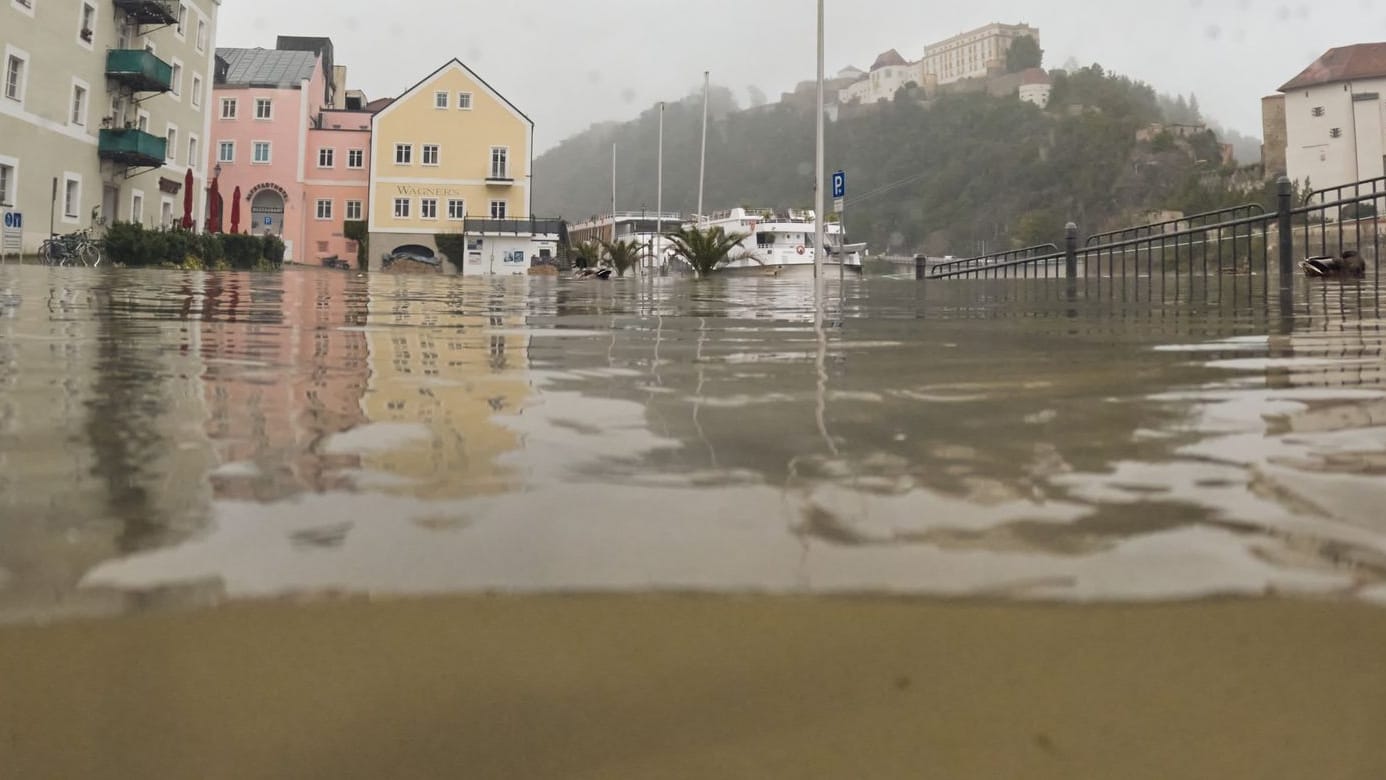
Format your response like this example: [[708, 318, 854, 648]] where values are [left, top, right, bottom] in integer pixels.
[[219, 0, 1386, 150]]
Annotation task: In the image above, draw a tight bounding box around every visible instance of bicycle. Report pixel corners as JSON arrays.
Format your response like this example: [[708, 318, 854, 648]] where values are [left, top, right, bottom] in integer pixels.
[[38, 230, 102, 267]]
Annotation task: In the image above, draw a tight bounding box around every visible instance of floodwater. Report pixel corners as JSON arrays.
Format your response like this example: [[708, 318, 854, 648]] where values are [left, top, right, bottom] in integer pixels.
[[2, 265, 1386, 778]]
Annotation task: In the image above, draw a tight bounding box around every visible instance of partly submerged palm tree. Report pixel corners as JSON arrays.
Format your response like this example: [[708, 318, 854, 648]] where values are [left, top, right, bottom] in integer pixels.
[[565, 240, 602, 269], [664, 225, 749, 278], [601, 238, 645, 277]]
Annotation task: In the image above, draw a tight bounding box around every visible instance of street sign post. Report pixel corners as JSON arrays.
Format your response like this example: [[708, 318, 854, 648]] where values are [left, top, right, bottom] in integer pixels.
[[1, 211, 22, 262], [831, 171, 847, 281]]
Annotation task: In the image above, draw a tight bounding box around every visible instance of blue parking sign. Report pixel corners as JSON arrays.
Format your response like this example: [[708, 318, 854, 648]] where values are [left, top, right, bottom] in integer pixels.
[[832, 171, 846, 199]]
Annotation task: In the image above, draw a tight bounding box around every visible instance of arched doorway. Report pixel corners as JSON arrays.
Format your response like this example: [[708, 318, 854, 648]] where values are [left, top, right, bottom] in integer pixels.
[[249, 188, 285, 236]]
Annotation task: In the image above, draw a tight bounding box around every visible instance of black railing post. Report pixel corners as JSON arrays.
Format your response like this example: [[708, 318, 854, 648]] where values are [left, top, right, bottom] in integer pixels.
[[1276, 176, 1294, 294], [1064, 222, 1078, 279]]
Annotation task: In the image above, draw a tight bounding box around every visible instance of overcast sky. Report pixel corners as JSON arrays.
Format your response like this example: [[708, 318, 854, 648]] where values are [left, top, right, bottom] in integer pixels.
[[219, 0, 1386, 150]]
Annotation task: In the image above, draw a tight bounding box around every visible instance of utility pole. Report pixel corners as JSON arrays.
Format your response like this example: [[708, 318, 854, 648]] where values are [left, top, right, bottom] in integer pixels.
[[657, 102, 665, 273], [698, 71, 709, 224], [813, 0, 826, 279]]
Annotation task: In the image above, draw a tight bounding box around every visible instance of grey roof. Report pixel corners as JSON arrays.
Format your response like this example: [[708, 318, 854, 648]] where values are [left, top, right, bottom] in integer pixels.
[[215, 48, 318, 88]]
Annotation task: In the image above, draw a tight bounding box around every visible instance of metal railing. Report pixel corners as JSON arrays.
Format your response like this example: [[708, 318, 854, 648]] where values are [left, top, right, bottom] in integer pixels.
[[1085, 202, 1266, 247], [921, 177, 1381, 305]]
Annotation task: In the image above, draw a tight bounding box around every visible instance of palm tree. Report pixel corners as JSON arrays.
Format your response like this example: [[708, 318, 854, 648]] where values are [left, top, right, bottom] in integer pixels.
[[601, 238, 646, 277], [565, 240, 602, 269], [664, 225, 749, 278]]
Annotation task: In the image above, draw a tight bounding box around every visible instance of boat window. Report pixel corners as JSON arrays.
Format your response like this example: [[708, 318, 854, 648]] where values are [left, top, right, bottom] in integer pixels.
[[756, 232, 774, 245]]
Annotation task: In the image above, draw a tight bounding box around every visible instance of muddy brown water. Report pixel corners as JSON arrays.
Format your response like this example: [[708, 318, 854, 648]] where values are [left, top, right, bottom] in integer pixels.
[[1, 266, 1384, 777]]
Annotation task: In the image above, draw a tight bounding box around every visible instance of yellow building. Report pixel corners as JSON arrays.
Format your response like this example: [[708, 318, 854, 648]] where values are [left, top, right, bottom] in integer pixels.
[[369, 59, 558, 274]]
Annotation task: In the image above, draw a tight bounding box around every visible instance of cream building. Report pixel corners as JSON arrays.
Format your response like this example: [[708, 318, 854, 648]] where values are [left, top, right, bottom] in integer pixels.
[[921, 22, 1040, 85], [369, 59, 558, 274], [2, 0, 221, 254]]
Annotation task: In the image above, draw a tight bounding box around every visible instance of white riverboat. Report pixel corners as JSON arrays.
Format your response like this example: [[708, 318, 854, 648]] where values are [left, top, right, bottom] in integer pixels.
[[690, 207, 865, 278]]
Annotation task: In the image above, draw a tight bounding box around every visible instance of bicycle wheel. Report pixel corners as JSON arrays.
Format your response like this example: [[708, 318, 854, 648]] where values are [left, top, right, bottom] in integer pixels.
[[40, 241, 63, 266], [80, 242, 103, 267]]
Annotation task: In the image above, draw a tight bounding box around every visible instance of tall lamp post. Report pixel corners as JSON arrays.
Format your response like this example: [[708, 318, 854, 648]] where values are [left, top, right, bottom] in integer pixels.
[[813, 0, 826, 280]]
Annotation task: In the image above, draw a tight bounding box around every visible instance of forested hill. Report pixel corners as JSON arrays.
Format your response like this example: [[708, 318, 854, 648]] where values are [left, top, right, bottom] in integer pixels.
[[533, 66, 1262, 257]]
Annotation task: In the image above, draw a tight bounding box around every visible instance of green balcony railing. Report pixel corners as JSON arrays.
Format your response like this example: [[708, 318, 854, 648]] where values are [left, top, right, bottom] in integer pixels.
[[99, 128, 167, 168], [105, 49, 173, 93], [111, 0, 178, 26]]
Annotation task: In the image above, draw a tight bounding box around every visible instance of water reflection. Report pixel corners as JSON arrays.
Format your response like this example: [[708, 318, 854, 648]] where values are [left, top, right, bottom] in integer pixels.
[[1, 266, 1384, 620]]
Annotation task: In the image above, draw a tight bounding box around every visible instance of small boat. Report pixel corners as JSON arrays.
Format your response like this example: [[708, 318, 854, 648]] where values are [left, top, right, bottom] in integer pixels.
[[573, 267, 612, 280], [1301, 251, 1366, 279]]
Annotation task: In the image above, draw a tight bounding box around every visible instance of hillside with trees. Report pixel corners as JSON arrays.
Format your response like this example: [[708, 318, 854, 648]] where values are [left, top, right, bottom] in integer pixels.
[[534, 64, 1267, 257]]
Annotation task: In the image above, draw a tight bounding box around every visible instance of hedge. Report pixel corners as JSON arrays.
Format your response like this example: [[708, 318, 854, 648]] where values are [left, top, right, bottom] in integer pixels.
[[103, 222, 285, 270], [435, 233, 467, 273]]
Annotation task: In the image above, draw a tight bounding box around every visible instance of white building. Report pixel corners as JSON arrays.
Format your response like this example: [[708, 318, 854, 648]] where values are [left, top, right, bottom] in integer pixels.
[[839, 50, 922, 105], [922, 22, 1040, 85], [2, 0, 222, 254], [1277, 43, 1386, 192], [1018, 69, 1052, 108]]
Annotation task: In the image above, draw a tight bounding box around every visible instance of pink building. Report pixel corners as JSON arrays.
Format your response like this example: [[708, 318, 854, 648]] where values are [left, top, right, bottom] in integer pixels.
[[208, 37, 374, 264]]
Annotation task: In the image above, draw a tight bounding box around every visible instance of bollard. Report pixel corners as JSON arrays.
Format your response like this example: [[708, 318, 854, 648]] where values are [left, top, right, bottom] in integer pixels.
[[1276, 176, 1294, 296], [1064, 222, 1079, 279], [915, 254, 927, 281]]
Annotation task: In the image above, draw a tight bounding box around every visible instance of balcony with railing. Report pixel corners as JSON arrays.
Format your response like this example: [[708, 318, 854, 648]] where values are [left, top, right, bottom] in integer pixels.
[[105, 49, 173, 93], [98, 128, 167, 168], [111, 0, 178, 25]]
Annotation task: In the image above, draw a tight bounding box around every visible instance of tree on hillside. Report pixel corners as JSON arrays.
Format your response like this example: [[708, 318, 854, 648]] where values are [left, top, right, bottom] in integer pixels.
[[1006, 36, 1043, 72]]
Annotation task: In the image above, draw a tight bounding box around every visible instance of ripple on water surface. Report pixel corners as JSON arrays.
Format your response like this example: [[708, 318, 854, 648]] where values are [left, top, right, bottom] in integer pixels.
[[1, 266, 1384, 620]]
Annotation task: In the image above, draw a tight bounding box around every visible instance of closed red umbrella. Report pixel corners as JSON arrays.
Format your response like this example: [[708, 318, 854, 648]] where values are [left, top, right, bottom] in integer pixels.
[[181, 168, 195, 230], [230, 186, 242, 234], [205, 176, 221, 233]]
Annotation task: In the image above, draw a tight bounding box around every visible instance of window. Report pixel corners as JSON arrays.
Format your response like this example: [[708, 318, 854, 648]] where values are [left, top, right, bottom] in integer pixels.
[[187, 136, 198, 167], [136, 110, 148, 131], [255, 98, 272, 119], [220, 97, 237, 119], [394, 143, 412, 165], [447, 199, 465, 220], [420, 198, 438, 220], [131, 192, 144, 223], [63, 175, 81, 220], [0, 161, 14, 206], [347, 149, 364, 168], [196, 19, 208, 52], [191, 75, 202, 108], [1312, 106, 1325, 118], [165, 127, 177, 161], [1330, 127, 1343, 139], [393, 198, 410, 218], [489, 200, 507, 219], [318, 148, 334, 168], [79, 3, 96, 44], [4, 53, 26, 103], [490, 147, 509, 179], [345, 200, 362, 221], [218, 140, 235, 163], [457, 92, 472, 110], [315, 199, 333, 220], [422, 144, 439, 166], [170, 61, 182, 97], [434, 91, 449, 109], [176, 3, 187, 36], [252, 141, 270, 164], [70, 82, 88, 126]]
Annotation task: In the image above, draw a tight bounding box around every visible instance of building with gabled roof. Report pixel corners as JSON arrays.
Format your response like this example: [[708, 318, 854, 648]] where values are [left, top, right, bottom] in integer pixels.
[[1269, 43, 1386, 191]]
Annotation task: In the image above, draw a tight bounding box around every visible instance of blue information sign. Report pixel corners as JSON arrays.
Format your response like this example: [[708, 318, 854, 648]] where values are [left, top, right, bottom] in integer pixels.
[[832, 171, 846, 199], [2, 211, 21, 229]]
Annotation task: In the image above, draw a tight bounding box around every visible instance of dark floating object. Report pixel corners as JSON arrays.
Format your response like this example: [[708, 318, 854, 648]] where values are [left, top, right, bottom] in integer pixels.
[[1300, 250, 1367, 279], [574, 267, 612, 280]]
